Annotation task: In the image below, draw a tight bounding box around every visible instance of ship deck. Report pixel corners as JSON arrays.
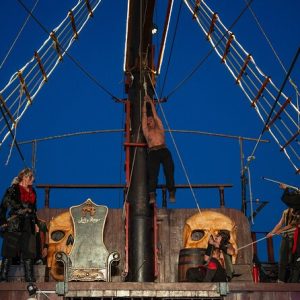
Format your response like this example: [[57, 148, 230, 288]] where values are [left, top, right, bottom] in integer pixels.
[[1, 281, 300, 300], [1, 207, 297, 299]]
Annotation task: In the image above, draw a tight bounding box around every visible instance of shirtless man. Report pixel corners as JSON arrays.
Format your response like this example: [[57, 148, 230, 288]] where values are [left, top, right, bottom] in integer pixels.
[[142, 95, 175, 204]]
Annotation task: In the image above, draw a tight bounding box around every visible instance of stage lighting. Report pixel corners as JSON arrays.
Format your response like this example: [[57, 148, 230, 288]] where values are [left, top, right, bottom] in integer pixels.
[[152, 23, 158, 35], [27, 283, 37, 296]]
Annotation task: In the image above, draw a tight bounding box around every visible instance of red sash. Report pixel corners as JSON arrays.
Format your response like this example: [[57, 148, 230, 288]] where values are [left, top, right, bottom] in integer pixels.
[[292, 225, 300, 254]]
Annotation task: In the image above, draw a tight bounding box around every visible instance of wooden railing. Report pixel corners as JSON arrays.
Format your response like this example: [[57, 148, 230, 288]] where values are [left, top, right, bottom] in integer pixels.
[[36, 183, 233, 208]]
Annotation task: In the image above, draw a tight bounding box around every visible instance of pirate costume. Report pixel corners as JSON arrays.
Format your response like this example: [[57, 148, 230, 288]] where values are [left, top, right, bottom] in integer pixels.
[[0, 184, 37, 282]]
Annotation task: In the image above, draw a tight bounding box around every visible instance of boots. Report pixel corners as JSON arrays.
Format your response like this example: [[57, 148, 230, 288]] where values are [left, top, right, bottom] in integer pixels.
[[23, 259, 36, 282], [0, 258, 11, 282]]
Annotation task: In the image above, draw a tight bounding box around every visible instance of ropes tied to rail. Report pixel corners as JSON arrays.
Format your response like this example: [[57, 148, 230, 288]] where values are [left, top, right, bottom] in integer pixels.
[[183, 0, 300, 174]]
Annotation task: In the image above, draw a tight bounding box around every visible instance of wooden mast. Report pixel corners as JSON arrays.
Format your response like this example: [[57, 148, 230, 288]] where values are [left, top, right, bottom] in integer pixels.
[[124, 0, 156, 282]]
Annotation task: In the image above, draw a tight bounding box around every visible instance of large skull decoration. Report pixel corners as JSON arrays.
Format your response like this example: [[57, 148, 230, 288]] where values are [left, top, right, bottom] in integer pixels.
[[47, 211, 74, 281], [183, 210, 238, 263]]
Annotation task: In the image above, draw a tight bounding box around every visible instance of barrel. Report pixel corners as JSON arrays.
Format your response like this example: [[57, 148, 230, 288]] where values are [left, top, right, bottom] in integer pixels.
[[178, 248, 206, 282]]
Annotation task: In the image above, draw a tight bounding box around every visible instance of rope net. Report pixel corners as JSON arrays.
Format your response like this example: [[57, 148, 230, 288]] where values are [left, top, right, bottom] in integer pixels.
[[0, 0, 102, 147], [184, 0, 300, 173]]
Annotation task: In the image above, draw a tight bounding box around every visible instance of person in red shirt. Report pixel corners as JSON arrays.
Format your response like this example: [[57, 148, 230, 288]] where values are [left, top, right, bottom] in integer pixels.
[[0, 168, 38, 282], [186, 230, 235, 282], [202, 231, 236, 282]]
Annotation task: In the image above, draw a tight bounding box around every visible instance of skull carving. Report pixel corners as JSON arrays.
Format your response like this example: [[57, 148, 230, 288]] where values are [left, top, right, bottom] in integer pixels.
[[47, 211, 74, 281], [183, 210, 238, 263]]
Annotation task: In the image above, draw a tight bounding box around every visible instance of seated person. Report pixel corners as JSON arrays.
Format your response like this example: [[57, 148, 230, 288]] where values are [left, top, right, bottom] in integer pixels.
[[186, 230, 235, 282]]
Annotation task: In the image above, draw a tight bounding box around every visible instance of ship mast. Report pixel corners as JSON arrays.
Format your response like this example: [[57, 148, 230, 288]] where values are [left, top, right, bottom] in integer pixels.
[[124, 0, 156, 282]]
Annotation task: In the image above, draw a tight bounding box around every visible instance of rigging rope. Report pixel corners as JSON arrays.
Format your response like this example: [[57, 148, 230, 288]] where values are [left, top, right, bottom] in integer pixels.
[[0, 0, 119, 148], [244, 47, 300, 172], [147, 73, 201, 213], [31, 139, 37, 174], [123, 127, 142, 205], [244, 0, 300, 99], [17, 129, 124, 145], [17, 0, 119, 100], [166, 0, 254, 99], [246, 157, 255, 224], [158, 0, 182, 98], [156, 0, 174, 76], [182, 0, 300, 173], [244, 0, 300, 131], [5, 88, 23, 166], [0, 92, 26, 165], [117, 108, 126, 208], [0, 0, 40, 70]]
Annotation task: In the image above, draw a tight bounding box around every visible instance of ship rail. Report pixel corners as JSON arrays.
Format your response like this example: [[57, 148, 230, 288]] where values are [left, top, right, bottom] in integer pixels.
[[36, 183, 233, 208]]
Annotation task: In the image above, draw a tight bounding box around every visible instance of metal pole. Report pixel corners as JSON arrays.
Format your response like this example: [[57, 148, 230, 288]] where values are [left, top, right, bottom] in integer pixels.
[[239, 138, 247, 215]]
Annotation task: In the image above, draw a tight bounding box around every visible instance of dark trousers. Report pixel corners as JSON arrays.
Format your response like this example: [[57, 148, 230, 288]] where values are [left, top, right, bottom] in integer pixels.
[[147, 148, 175, 194], [1, 230, 36, 260], [186, 258, 227, 282], [278, 236, 293, 282], [289, 259, 300, 282], [203, 258, 227, 282]]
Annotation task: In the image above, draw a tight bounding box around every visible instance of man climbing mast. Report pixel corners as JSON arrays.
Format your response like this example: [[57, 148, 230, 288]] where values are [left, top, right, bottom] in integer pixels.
[[142, 95, 176, 204]]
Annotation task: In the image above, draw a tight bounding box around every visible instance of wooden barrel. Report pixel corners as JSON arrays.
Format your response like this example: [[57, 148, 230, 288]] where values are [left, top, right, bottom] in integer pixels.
[[178, 248, 206, 282]]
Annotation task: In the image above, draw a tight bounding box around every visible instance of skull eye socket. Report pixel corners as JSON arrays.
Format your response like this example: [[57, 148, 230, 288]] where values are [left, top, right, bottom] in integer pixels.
[[51, 230, 66, 241], [191, 229, 205, 241]]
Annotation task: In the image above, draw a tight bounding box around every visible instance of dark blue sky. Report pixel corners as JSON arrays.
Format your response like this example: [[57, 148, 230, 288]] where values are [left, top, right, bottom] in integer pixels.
[[0, 0, 299, 259]]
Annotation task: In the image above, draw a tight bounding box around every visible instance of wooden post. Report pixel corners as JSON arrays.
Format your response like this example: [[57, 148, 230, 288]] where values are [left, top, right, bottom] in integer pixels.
[[219, 187, 225, 207]]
